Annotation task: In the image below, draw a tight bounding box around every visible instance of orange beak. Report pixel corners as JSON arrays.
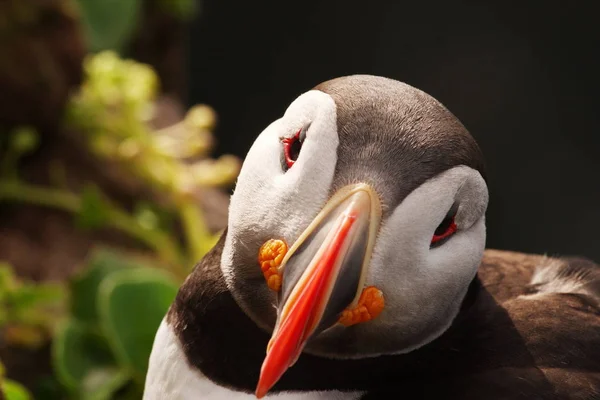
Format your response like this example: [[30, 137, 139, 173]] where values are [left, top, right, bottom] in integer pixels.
[[255, 184, 381, 398]]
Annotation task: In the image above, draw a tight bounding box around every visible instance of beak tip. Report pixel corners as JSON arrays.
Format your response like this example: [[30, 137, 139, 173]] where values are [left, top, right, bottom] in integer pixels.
[[255, 364, 277, 399], [255, 381, 269, 399]]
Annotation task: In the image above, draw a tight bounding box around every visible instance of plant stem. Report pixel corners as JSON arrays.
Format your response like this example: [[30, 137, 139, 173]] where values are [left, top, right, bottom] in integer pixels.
[[178, 199, 211, 265], [0, 180, 80, 212], [0, 181, 186, 275]]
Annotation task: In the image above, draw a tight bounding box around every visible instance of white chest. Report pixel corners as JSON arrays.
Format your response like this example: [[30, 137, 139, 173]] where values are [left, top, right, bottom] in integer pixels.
[[143, 319, 363, 400]]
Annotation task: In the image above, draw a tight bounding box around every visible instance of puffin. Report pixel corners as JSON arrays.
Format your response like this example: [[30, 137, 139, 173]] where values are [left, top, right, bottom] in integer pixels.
[[143, 75, 600, 399]]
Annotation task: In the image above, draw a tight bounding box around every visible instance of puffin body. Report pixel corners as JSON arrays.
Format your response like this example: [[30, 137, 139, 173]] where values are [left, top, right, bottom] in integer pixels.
[[144, 76, 600, 399]]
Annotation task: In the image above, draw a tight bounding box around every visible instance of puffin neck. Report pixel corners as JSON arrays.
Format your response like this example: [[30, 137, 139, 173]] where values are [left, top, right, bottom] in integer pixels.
[[168, 231, 489, 395]]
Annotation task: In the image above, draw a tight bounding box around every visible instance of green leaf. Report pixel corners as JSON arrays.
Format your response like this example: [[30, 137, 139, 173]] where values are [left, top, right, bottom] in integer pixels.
[[0, 264, 66, 333], [70, 248, 148, 324], [1, 379, 32, 400], [11, 284, 65, 309], [76, 185, 110, 230], [52, 319, 128, 393], [76, 0, 143, 53], [11, 284, 66, 324], [98, 268, 178, 379]]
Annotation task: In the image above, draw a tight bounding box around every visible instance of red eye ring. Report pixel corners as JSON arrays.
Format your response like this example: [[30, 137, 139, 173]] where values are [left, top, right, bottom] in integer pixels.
[[282, 129, 303, 169], [431, 216, 457, 245]]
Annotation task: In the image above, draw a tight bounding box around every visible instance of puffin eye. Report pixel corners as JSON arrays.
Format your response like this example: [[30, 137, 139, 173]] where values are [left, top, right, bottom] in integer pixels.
[[282, 128, 305, 170], [431, 213, 457, 246]]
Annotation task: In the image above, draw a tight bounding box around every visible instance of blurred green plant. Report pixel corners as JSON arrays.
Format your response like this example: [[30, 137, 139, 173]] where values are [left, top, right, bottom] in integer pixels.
[[0, 263, 62, 398], [74, 0, 199, 53], [0, 127, 185, 276], [52, 248, 178, 399], [0, 262, 66, 349], [75, 0, 142, 53], [1, 359, 32, 400], [0, 51, 240, 275], [66, 50, 239, 266], [0, 264, 64, 399], [0, 52, 240, 397]]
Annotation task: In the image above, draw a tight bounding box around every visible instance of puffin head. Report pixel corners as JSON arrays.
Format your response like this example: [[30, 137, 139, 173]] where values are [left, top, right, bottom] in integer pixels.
[[220, 75, 488, 397]]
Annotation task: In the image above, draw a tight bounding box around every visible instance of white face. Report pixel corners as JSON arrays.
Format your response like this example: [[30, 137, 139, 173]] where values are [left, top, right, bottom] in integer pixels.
[[221, 90, 340, 329], [221, 89, 489, 358]]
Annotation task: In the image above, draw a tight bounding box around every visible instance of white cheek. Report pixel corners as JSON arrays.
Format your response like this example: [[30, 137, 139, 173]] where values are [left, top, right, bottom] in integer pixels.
[[428, 217, 486, 292], [365, 166, 487, 346], [222, 90, 339, 283]]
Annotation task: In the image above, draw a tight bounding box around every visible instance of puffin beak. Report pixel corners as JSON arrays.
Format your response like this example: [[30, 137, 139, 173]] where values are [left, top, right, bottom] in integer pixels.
[[255, 183, 381, 398]]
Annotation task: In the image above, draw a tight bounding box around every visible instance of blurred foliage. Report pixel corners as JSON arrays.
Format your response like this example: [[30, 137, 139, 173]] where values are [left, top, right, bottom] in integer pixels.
[[1, 51, 240, 272], [0, 51, 240, 398], [0, 263, 66, 349], [75, 0, 142, 53], [52, 248, 178, 399], [74, 0, 199, 53], [67, 51, 240, 197], [1, 359, 32, 400], [0, 263, 64, 398], [65, 51, 240, 265]]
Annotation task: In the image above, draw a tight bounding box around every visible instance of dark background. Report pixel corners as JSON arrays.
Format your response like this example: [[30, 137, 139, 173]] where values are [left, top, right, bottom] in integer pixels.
[[186, 1, 599, 261]]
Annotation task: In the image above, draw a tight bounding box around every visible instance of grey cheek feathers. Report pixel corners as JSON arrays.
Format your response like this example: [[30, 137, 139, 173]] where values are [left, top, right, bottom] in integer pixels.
[[373, 166, 487, 350], [371, 166, 487, 305], [454, 170, 489, 230]]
